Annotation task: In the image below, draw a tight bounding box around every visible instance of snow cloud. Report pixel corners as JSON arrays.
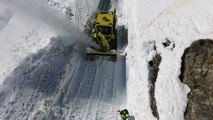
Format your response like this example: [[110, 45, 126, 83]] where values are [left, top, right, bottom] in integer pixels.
[[0, 0, 92, 46]]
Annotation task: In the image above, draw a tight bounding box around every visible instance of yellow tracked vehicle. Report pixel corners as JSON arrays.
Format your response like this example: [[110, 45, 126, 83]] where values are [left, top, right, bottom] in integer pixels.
[[86, 10, 117, 61]]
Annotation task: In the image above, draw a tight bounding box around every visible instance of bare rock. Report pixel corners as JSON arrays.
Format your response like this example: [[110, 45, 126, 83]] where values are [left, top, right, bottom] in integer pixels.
[[181, 39, 213, 120]]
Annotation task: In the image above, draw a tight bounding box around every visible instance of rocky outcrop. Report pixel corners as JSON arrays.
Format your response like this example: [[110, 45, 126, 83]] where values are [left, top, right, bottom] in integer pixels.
[[180, 39, 213, 120]]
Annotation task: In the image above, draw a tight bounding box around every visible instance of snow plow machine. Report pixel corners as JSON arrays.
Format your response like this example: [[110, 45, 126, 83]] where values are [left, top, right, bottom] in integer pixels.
[[86, 10, 117, 62]]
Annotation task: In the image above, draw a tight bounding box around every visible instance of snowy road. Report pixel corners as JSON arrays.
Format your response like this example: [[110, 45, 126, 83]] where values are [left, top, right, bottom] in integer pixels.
[[98, 0, 112, 10], [48, 0, 127, 119], [45, 54, 126, 120], [45, 0, 128, 118], [44, 0, 127, 119]]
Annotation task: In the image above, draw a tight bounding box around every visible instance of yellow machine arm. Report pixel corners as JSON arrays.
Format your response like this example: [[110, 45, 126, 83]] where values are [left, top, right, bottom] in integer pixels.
[[94, 31, 110, 51]]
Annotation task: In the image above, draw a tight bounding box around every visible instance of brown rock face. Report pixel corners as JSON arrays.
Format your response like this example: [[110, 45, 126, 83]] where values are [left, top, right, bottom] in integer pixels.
[[180, 40, 213, 120]]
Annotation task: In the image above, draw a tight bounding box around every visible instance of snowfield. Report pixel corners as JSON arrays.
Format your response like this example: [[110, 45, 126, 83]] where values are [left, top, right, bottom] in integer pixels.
[[0, 0, 213, 120], [123, 0, 213, 120]]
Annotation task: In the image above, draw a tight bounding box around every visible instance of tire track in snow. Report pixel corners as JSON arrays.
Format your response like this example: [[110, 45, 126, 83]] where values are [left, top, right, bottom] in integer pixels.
[[63, 57, 87, 104], [52, 57, 125, 120], [82, 60, 105, 120], [41, 54, 86, 120], [66, 61, 98, 120], [113, 56, 127, 120], [106, 56, 127, 120], [82, 60, 117, 120], [95, 61, 117, 120], [48, 54, 84, 109]]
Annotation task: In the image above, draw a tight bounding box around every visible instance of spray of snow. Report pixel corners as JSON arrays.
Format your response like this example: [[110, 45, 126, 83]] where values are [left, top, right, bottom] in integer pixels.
[[0, 7, 13, 30], [0, 0, 92, 46], [0, 0, 96, 85]]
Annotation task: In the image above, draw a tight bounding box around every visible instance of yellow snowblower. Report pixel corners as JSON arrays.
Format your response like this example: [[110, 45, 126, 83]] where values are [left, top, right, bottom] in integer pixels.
[[86, 10, 117, 61]]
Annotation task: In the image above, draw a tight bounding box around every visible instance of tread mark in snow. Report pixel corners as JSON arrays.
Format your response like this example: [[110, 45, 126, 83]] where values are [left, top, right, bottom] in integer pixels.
[[95, 61, 117, 120], [67, 61, 98, 120]]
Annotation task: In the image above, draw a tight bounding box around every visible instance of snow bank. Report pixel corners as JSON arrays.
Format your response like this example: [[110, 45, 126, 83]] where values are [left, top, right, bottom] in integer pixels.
[[123, 0, 213, 120]]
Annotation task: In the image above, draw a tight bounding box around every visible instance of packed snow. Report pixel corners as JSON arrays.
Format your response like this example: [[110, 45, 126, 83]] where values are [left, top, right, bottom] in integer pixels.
[[0, 0, 213, 120]]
